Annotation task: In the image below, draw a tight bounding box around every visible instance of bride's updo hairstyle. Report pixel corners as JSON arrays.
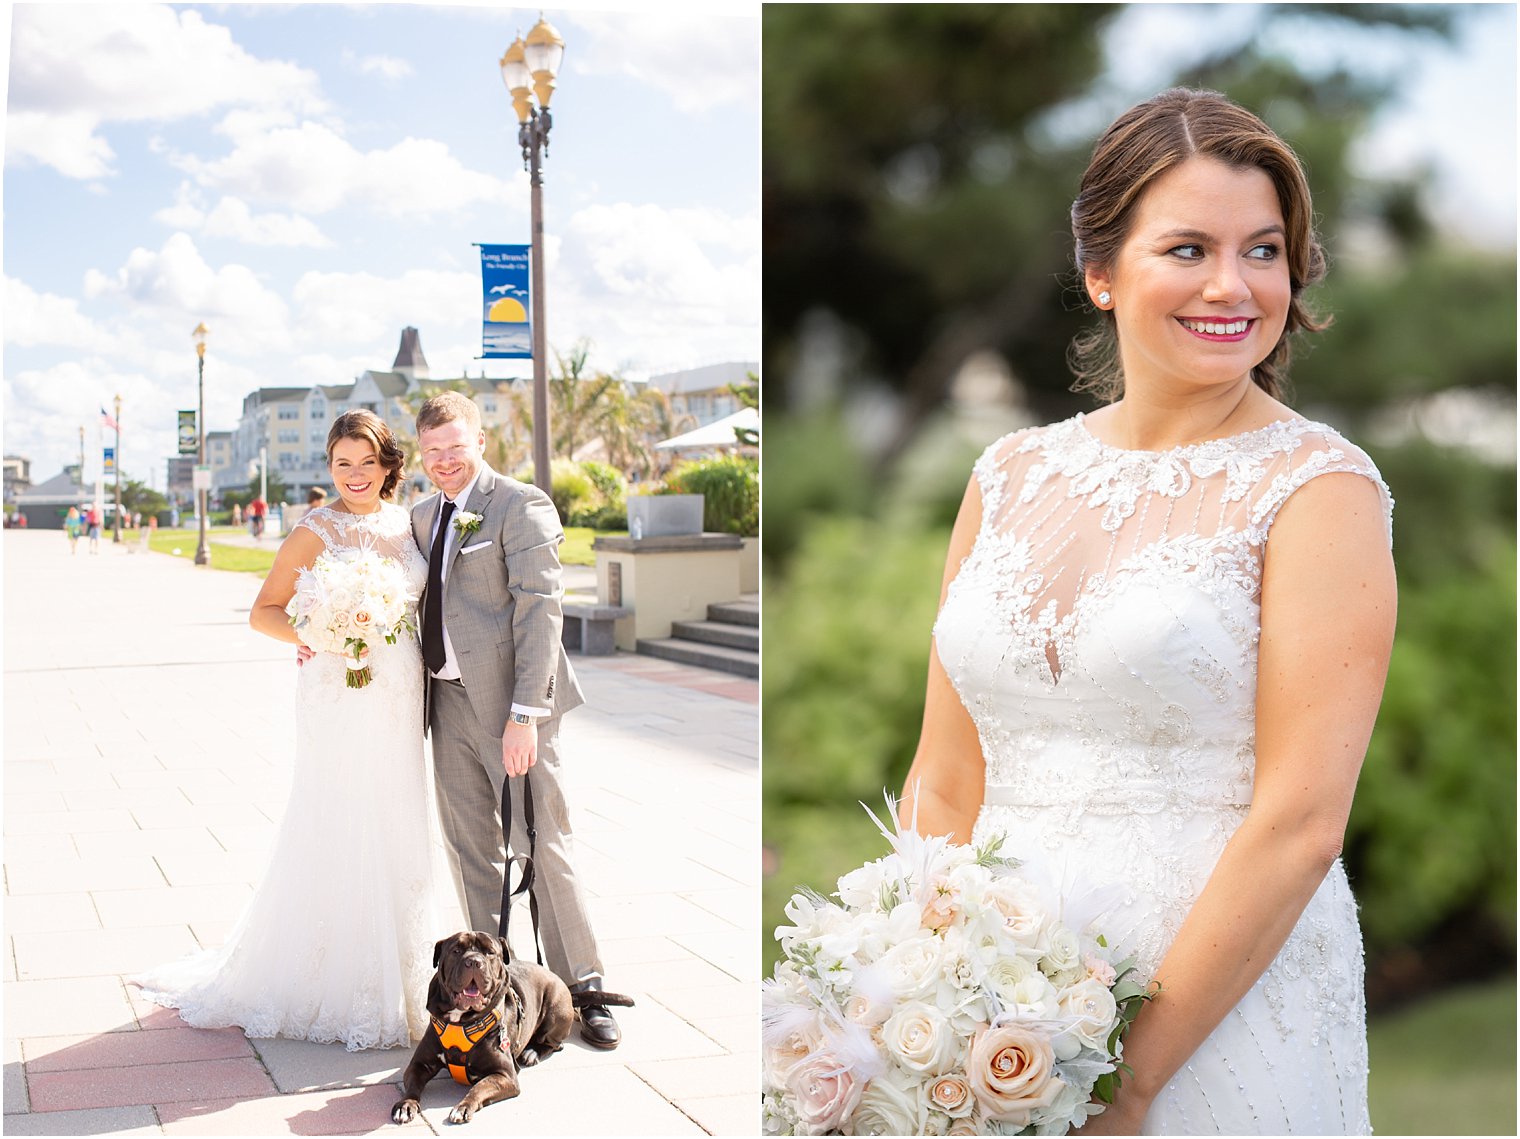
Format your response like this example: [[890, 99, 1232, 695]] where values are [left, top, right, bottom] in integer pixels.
[[325, 409, 406, 500], [1069, 87, 1329, 401]]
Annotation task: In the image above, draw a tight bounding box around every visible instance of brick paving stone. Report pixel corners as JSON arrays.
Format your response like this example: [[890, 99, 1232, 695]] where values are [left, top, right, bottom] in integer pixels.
[[5, 1056, 29, 1113], [682, 1092, 762, 1137], [7, 855, 167, 897], [6, 977, 138, 1038], [13, 925, 201, 981], [25, 1025, 254, 1072], [156, 1083, 431, 1135], [1, 1105, 164, 1135], [28, 1056, 276, 1111], [92, 883, 254, 930]]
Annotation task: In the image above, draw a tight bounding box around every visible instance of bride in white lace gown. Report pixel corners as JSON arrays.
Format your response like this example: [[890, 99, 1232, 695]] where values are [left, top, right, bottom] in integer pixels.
[[903, 90, 1395, 1135], [135, 411, 444, 1050]]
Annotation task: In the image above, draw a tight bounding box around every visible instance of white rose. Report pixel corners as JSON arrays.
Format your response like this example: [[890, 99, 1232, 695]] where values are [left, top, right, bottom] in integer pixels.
[[837, 857, 893, 910], [881, 1001, 957, 1075], [876, 930, 944, 1002], [983, 877, 1048, 948], [986, 954, 1036, 1004], [848, 1066, 926, 1136], [1059, 978, 1119, 1052], [1008, 972, 1060, 1019], [1041, 923, 1081, 977], [842, 990, 893, 1027]]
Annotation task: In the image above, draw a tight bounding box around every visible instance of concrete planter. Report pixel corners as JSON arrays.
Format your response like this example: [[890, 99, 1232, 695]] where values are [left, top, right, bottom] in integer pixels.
[[627, 493, 704, 539], [740, 536, 759, 594]]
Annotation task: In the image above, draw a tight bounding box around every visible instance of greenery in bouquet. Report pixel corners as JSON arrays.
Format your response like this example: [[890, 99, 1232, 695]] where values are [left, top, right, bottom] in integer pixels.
[[762, 798, 1154, 1136]]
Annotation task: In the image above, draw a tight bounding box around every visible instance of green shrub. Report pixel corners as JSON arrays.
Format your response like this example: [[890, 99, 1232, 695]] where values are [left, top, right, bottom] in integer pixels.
[[517, 458, 596, 524], [578, 460, 627, 507], [664, 454, 758, 536], [1346, 538, 1517, 951]]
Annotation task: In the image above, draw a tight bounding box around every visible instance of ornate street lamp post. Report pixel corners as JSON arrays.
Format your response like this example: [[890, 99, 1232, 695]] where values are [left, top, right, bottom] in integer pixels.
[[500, 15, 565, 496], [192, 322, 210, 566], [111, 393, 123, 542]]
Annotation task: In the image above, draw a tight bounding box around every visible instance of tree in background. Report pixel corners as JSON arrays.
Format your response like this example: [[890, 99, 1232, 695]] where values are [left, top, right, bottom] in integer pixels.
[[760, 2, 1516, 1006]]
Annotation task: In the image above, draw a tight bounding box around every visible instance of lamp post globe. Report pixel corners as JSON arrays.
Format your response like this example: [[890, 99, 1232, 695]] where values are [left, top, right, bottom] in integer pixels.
[[500, 18, 564, 499]]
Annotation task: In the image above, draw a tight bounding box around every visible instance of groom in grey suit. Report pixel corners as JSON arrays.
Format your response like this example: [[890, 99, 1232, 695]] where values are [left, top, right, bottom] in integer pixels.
[[411, 391, 619, 1048]]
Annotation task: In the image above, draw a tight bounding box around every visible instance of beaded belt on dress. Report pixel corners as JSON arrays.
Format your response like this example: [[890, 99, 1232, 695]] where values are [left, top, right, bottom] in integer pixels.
[[983, 783, 1250, 816]]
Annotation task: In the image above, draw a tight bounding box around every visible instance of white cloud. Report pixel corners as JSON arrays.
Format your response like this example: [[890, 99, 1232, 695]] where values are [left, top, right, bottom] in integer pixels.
[[7, 5, 327, 180], [5, 110, 116, 179], [82, 233, 292, 358], [153, 183, 332, 248], [178, 122, 519, 218], [291, 267, 481, 349], [550, 202, 759, 371], [342, 49, 415, 81], [4, 277, 115, 352], [566, 10, 758, 114]]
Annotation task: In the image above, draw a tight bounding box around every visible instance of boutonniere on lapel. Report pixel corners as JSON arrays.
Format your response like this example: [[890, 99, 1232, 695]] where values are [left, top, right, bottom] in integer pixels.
[[453, 510, 484, 539]]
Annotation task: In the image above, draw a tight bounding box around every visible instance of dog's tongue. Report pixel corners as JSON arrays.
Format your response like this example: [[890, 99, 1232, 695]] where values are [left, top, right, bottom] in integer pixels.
[[464, 983, 480, 997]]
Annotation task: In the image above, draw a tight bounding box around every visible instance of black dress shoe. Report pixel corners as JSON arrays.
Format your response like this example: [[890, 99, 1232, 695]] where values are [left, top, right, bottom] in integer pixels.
[[579, 1003, 621, 1049]]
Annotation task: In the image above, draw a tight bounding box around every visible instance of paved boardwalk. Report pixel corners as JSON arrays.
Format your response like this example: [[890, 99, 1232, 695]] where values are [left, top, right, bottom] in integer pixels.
[[2, 531, 758, 1135]]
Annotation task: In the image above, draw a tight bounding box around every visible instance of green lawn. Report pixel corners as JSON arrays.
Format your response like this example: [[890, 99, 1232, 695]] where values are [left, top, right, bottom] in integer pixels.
[[563, 526, 625, 566], [1368, 976, 1516, 1135], [145, 526, 621, 572], [147, 528, 277, 574]]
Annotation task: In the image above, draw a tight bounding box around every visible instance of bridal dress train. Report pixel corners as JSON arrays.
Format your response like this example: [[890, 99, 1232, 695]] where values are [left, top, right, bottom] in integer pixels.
[[935, 415, 1391, 1135], [135, 503, 443, 1051]]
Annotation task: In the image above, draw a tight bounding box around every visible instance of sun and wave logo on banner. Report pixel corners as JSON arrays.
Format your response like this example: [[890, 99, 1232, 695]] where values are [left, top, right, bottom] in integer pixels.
[[479, 244, 532, 359]]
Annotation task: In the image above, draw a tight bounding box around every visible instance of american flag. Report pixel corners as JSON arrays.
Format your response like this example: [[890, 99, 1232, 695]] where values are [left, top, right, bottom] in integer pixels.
[[100, 406, 119, 432]]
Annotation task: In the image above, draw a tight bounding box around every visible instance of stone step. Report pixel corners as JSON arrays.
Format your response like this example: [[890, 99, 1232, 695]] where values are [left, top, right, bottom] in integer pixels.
[[636, 636, 758, 678], [707, 598, 758, 627], [671, 619, 759, 652]]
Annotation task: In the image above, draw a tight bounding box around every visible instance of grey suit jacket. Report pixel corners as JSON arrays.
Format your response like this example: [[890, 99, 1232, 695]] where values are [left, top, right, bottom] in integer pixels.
[[411, 465, 585, 737]]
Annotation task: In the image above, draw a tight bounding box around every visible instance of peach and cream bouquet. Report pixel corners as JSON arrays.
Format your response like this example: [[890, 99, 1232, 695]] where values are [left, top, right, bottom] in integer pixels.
[[762, 797, 1154, 1136], [286, 546, 416, 689]]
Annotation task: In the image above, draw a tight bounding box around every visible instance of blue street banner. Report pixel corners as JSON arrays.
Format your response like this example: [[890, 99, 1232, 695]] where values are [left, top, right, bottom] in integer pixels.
[[479, 244, 531, 358], [103, 446, 115, 475]]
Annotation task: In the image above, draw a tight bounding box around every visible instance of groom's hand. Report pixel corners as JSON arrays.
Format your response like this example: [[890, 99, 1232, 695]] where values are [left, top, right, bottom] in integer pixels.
[[501, 720, 538, 777]]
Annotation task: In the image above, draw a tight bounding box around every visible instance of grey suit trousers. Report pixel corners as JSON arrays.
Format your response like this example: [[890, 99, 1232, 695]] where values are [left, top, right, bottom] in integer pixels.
[[429, 678, 604, 990]]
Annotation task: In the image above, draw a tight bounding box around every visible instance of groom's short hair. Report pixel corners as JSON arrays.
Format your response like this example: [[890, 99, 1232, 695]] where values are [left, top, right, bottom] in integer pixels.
[[416, 390, 481, 436]]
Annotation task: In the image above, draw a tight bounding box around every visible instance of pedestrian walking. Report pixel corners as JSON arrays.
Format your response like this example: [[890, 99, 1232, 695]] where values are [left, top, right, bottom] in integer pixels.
[[64, 507, 82, 554]]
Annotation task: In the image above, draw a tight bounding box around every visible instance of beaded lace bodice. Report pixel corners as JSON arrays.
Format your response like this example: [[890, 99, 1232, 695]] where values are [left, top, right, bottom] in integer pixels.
[[938, 414, 1391, 822], [297, 503, 428, 598], [936, 416, 1389, 1129]]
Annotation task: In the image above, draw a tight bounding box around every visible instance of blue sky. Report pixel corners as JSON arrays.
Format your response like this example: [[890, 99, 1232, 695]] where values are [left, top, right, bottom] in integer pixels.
[[1, 1, 759, 491]]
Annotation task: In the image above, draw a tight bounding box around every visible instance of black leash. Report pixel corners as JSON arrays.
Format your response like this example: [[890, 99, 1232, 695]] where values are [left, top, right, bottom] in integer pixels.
[[496, 764, 637, 1013], [498, 770, 544, 966]]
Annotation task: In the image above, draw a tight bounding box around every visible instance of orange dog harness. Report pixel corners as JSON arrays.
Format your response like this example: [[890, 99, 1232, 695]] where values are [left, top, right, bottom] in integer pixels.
[[430, 1008, 502, 1085]]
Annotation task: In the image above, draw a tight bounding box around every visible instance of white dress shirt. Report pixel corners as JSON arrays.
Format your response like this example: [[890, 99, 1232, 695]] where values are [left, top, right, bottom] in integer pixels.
[[426, 469, 550, 720]]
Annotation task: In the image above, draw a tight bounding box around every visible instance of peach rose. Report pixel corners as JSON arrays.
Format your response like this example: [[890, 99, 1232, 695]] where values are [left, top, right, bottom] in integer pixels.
[[785, 1050, 865, 1133], [928, 1072, 975, 1119], [968, 1023, 1064, 1125]]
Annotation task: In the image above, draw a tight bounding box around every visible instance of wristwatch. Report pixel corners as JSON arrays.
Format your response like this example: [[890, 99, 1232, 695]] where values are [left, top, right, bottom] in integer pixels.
[[509, 711, 535, 726]]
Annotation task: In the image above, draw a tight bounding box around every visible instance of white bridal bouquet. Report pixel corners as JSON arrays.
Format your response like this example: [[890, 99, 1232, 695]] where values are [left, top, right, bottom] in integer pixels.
[[762, 799, 1154, 1136], [286, 547, 416, 689]]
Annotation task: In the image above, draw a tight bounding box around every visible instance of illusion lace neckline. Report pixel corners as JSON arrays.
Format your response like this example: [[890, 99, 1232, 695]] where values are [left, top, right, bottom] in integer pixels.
[[1074, 411, 1310, 458]]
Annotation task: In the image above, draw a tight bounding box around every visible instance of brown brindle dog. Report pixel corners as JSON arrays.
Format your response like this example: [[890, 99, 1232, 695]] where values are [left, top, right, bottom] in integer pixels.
[[391, 931, 573, 1125]]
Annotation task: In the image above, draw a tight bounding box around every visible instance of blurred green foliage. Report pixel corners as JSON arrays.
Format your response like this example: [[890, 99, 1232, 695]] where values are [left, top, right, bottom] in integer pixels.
[[760, 3, 1517, 996], [663, 454, 759, 536]]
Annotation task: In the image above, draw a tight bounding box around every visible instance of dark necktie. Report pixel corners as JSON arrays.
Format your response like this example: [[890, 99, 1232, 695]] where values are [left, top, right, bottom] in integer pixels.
[[422, 498, 456, 674]]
